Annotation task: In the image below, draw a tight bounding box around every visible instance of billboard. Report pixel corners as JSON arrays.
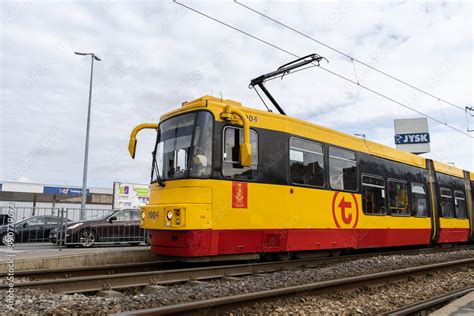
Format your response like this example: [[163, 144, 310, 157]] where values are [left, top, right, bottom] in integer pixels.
[[394, 118, 430, 154], [113, 182, 150, 209]]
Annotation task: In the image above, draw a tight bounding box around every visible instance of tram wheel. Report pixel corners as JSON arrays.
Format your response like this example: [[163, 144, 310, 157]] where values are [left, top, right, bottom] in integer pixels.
[[274, 252, 293, 261]]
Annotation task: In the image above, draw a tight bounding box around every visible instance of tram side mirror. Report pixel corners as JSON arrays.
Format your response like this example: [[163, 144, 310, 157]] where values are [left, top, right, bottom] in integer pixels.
[[128, 138, 137, 159], [240, 143, 252, 167], [23, 222, 28, 228]]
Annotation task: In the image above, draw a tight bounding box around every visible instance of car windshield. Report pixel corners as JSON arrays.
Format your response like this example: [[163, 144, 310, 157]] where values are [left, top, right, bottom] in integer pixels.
[[15, 217, 44, 226], [15, 218, 26, 226], [87, 210, 116, 221], [152, 111, 213, 182]]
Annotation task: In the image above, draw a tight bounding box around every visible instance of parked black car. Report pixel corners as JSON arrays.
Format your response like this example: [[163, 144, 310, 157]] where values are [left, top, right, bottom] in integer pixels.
[[0, 215, 71, 245], [49, 209, 146, 248]]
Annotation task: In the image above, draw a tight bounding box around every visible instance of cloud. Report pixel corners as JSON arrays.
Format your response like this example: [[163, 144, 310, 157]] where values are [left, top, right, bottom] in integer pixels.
[[0, 0, 472, 188]]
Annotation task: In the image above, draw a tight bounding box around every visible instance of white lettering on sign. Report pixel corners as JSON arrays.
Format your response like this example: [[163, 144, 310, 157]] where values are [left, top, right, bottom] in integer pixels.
[[395, 133, 430, 145]]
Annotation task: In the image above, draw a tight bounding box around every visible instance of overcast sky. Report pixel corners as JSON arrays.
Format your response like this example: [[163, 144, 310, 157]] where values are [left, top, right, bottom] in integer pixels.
[[1, 0, 472, 188]]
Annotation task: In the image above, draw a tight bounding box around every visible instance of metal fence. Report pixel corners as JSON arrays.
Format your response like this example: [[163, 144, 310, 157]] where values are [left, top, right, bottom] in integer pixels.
[[0, 206, 148, 248]]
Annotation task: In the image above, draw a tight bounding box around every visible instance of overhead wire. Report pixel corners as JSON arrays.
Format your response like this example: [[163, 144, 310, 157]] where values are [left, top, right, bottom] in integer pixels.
[[466, 107, 474, 132], [173, 0, 473, 139], [438, 99, 447, 125], [234, 0, 467, 113]]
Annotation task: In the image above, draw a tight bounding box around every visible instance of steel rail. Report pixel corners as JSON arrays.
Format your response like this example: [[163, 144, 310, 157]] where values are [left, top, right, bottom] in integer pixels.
[[0, 260, 173, 280], [113, 258, 474, 316], [385, 286, 474, 315]]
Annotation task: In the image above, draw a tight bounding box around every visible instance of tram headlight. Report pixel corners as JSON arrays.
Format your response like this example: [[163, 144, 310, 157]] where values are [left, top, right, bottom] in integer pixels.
[[166, 210, 173, 221], [141, 211, 146, 220]]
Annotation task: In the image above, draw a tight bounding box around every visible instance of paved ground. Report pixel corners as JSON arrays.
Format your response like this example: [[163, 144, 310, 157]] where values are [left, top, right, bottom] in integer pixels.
[[0, 243, 148, 262], [432, 291, 474, 316]]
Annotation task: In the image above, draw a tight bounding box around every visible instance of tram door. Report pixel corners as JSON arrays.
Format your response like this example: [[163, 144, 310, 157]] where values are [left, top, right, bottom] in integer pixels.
[[465, 171, 474, 241]]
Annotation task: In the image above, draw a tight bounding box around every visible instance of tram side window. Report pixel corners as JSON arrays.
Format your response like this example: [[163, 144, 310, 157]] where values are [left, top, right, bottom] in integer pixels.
[[362, 175, 386, 215], [454, 191, 467, 219], [440, 188, 453, 218], [388, 180, 409, 216], [329, 147, 357, 191], [411, 184, 428, 217], [289, 138, 325, 187], [222, 127, 258, 180]]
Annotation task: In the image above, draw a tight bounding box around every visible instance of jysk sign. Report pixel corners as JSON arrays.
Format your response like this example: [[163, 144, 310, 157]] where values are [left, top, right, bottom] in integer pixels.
[[394, 118, 430, 154], [395, 133, 430, 145]]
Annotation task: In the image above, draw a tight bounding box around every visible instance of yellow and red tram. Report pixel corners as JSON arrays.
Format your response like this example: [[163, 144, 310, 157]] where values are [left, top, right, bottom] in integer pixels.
[[128, 95, 473, 259]]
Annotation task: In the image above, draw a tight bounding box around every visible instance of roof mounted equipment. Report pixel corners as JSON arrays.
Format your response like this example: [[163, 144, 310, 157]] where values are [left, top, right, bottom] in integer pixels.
[[249, 53, 328, 115]]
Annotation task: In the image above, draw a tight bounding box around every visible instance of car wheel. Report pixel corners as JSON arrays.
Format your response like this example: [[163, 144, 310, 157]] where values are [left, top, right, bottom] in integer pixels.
[[1, 232, 16, 246], [78, 230, 96, 248]]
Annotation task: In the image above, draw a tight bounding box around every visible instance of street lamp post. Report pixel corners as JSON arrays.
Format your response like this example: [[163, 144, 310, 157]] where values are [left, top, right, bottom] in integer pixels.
[[75, 52, 101, 220]]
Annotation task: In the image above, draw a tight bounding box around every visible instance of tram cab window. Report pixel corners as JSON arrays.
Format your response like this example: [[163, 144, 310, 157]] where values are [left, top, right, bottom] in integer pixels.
[[388, 180, 409, 216], [154, 111, 213, 182], [289, 138, 324, 187], [440, 188, 454, 218], [329, 147, 357, 191], [454, 191, 467, 219], [189, 111, 214, 178], [362, 175, 386, 215], [222, 127, 258, 180], [411, 184, 428, 217]]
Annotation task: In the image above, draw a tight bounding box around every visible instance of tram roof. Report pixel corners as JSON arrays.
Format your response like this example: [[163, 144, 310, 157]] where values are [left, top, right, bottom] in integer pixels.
[[160, 95, 469, 177]]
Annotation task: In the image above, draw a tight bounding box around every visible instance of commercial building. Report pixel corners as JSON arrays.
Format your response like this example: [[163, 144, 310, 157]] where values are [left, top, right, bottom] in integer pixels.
[[0, 181, 112, 210]]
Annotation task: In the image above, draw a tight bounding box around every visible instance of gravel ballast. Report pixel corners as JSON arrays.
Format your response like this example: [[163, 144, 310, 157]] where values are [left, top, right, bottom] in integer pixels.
[[1, 248, 473, 315], [228, 266, 474, 315]]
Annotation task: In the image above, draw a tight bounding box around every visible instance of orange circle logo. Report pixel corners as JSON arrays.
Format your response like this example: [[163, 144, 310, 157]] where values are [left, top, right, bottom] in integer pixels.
[[331, 192, 359, 228]]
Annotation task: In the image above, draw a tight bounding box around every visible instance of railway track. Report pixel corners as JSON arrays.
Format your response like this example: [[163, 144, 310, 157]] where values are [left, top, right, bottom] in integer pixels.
[[0, 246, 471, 294], [2, 245, 471, 281], [385, 286, 474, 315], [0, 261, 171, 280], [112, 258, 473, 316]]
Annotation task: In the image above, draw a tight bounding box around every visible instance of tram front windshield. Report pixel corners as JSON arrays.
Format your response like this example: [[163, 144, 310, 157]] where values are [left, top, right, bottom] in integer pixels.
[[152, 111, 213, 182]]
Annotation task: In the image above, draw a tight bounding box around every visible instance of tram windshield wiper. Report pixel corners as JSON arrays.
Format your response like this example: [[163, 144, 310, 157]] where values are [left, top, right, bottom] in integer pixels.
[[249, 53, 328, 115]]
